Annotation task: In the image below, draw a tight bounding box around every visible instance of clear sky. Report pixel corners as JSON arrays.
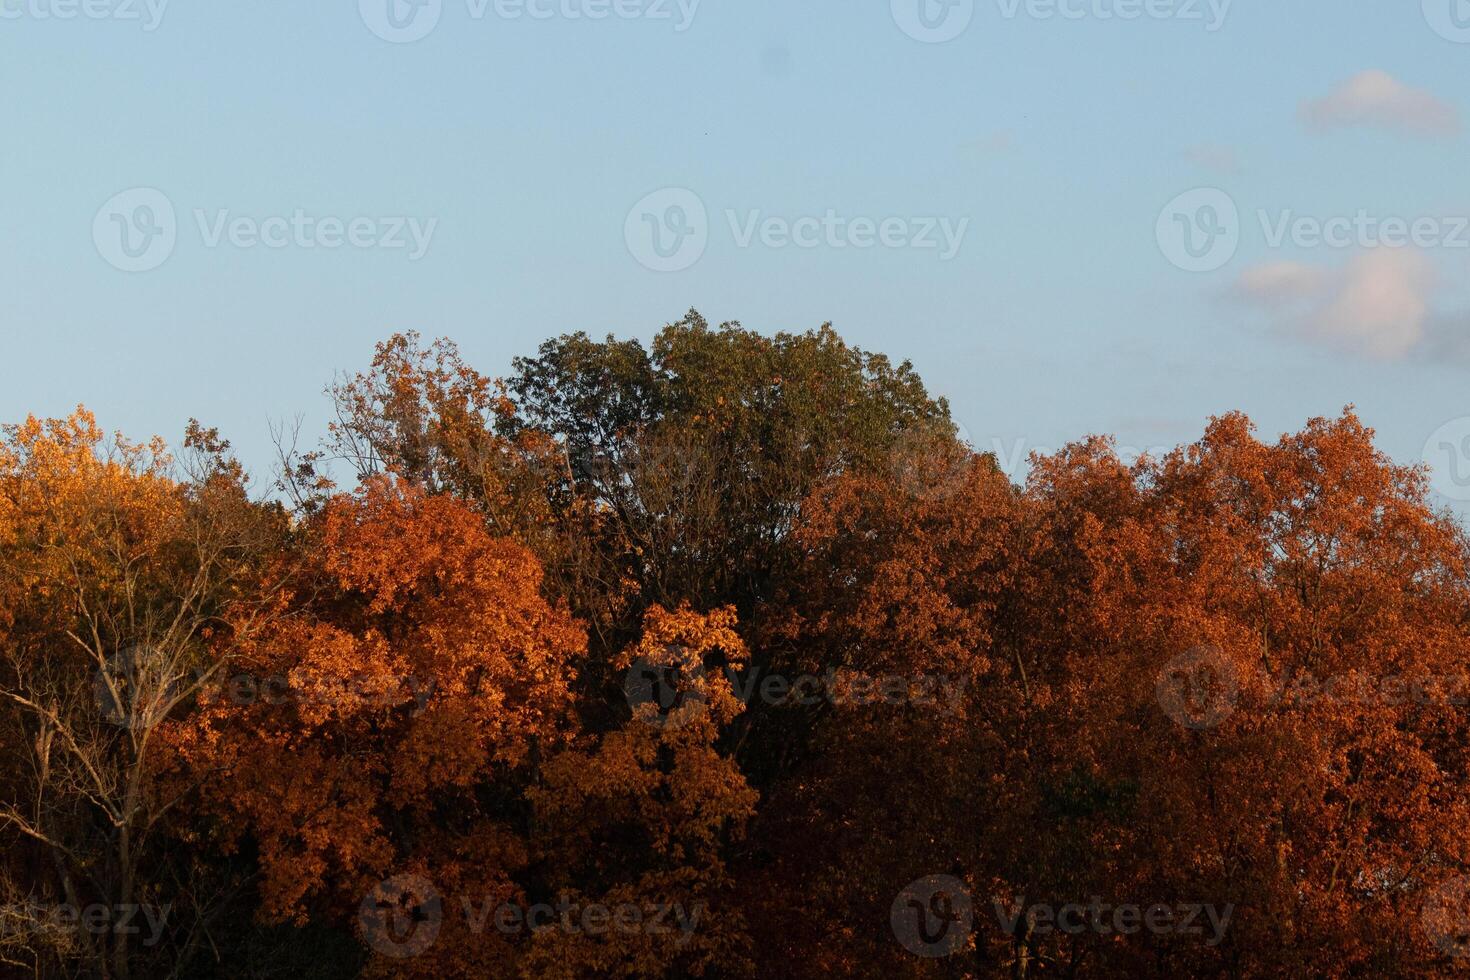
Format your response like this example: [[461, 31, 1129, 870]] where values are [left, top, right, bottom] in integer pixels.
[[4, 0, 1469, 514]]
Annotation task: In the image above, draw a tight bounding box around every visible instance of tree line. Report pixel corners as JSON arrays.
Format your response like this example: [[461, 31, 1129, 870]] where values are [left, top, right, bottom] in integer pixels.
[[2, 312, 1469, 977]]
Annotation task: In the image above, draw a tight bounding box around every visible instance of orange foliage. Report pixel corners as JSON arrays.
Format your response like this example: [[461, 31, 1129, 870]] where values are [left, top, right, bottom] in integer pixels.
[[6, 346, 1470, 980], [174, 477, 584, 927]]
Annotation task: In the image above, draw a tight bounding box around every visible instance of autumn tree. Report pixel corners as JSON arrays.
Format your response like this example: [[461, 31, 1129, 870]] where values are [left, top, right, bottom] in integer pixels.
[[170, 476, 586, 976], [737, 440, 1029, 977], [7, 323, 1469, 980], [740, 408, 1470, 978], [498, 311, 952, 645], [320, 314, 954, 648], [520, 605, 759, 979], [0, 411, 287, 980], [966, 411, 1470, 977]]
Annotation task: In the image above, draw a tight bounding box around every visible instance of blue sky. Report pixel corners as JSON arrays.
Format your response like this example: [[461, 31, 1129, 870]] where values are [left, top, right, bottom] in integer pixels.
[[4, 0, 1470, 513]]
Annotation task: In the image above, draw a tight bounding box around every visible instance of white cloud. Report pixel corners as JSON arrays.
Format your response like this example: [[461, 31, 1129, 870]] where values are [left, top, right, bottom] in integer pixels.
[[1232, 249, 1436, 360], [1298, 70, 1460, 138]]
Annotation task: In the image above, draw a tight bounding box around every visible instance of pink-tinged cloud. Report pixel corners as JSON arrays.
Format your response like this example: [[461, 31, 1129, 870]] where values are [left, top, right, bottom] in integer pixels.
[[1232, 249, 1436, 361], [1303, 250, 1433, 359], [1299, 70, 1460, 138]]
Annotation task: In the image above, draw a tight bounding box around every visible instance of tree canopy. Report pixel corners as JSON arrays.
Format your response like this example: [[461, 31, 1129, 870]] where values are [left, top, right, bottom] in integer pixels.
[[3, 315, 1469, 978]]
